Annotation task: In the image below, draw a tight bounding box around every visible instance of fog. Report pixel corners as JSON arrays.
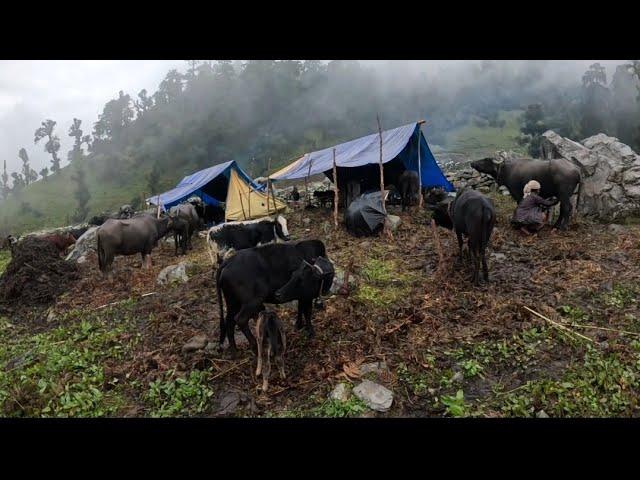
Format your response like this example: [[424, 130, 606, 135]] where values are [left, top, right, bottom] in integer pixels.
[[0, 60, 627, 174]]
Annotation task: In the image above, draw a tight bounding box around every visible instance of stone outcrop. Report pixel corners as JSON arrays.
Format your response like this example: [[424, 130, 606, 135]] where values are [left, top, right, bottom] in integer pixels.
[[541, 130, 640, 221]]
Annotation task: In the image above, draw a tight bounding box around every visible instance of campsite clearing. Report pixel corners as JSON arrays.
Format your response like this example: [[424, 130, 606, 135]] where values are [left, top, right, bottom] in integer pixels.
[[1, 193, 640, 417]]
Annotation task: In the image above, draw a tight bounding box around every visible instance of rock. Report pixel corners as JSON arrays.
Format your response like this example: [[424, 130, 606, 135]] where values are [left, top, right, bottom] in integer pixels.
[[157, 262, 189, 285], [329, 383, 351, 402], [491, 252, 506, 261], [541, 130, 640, 221], [353, 380, 393, 412], [502, 190, 511, 196], [359, 361, 389, 377], [182, 335, 208, 354], [66, 226, 99, 263], [302, 217, 311, 226], [46, 308, 57, 323], [384, 215, 402, 232], [329, 268, 357, 295], [217, 390, 241, 416], [451, 372, 464, 383], [608, 224, 627, 234], [204, 341, 219, 355], [77, 254, 88, 264], [536, 410, 549, 418], [359, 241, 371, 249]]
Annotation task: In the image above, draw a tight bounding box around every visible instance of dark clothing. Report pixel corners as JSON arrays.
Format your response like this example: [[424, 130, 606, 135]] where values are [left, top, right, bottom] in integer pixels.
[[291, 188, 300, 201], [511, 194, 558, 227]]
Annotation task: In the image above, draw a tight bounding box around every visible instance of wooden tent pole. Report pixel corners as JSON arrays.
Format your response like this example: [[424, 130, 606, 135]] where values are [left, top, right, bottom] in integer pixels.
[[417, 123, 423, 207], [305, 154, 313, 208], [332, 148, 338, 229], [266, 158, 271, 215], [156, 194, 161, 219], [377, 114, 391, 238]]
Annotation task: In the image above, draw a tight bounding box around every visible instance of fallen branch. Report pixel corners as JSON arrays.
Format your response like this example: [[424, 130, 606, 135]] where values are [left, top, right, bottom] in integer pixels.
[[523, 306, 594, 343], [210, 358, 250, 381], [567, 323, 640, 338]]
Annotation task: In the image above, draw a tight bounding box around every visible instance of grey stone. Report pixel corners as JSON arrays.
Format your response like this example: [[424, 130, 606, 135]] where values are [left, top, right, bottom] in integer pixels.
[[608, 224, 627, 234], [329, 383, 351, 402], [541, 130, 640, 221], [182, 335, 208, 354], [359, 361, 389, 377], [217, 390, 241, 416], [66, 226, 99, 263], [329, 268, 357, 295], [536, 410, 549, 418], [491, 252, 506, 261], [302, 217, 311, 226], [157, 263, 189, 285], [385, 215, 402, 232], [451, 372, 464, 383], [353, 380, 393, 412]]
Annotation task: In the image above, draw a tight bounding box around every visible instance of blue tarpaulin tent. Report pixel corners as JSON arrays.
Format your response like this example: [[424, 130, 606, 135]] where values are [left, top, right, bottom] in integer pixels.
[[146, 160, 285, 221], [269, 121, 454, 193], [147, 160, 262, 211]]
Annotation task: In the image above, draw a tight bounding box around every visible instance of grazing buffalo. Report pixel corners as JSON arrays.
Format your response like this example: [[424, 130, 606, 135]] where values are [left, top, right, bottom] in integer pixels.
[[96, 214, 173, 273], [398, 170, 420, 211], [215, 239, 331, 354], [169, 202, 201, 251], [41, 232, 76, 256], [206, 215, 290, 265], [170, 215, 190, 256], [429, 188, 496, 286], [470, 156, 581, 230]]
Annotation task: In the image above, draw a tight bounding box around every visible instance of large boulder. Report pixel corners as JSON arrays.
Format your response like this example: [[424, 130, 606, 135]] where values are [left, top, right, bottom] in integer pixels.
[[66, 226, 99, 263], [157, 262, 191, 285], [541, 130, 640, 221]]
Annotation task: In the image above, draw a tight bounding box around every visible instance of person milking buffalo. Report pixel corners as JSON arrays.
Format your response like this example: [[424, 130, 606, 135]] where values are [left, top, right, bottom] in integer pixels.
[[510, 180, 559, 236]]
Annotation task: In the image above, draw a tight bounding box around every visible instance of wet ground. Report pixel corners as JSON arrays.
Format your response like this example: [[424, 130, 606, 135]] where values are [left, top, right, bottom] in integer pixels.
[[2, 193, 640, 417]]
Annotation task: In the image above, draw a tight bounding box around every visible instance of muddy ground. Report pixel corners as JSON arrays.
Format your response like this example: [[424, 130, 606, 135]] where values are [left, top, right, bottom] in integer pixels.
[[1, 193, 639, 417]]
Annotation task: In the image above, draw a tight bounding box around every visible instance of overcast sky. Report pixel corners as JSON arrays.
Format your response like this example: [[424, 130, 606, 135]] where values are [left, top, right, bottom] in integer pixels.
[[0, 60, 625, 175]]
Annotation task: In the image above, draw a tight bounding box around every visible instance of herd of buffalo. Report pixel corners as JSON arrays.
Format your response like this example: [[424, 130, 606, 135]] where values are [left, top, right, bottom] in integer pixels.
[[1, 155, 583, 391]]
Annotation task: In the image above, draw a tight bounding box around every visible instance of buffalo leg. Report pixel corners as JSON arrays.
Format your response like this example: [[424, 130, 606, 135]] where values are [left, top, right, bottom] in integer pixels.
[[302, 300, 315, 338], [554, 196, 572, 230], [295, 304, 304, 330], [482, 250, 489, 282], [235, 305, 259, 354], [225, 309, 238, 354], [261, 345, 271, 392], [276, 353, 286, 380], [456, 231, 464, 264]]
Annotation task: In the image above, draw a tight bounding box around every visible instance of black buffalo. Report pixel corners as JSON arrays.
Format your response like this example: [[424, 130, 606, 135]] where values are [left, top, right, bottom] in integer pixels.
[[169, 203, 201, 251], [429, 188, 496, 286], [215, 240, 331, 354], [96, 214, 173, 273], [471, 157, 581, 230], [398, 170, 420, 211], [206, 215, 290, 265], [274, 256, 335, 328]]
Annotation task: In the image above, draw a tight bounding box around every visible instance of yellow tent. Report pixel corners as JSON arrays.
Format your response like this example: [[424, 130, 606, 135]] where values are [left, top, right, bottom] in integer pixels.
[[225, 168, 286, 221]]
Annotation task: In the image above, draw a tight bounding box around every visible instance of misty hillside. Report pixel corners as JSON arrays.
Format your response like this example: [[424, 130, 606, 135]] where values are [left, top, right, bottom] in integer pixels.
[[1, 60, 638, 234]]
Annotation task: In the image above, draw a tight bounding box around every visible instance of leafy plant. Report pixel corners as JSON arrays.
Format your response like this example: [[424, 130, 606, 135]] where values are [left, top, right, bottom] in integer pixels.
[[441, 390, 469, 417]]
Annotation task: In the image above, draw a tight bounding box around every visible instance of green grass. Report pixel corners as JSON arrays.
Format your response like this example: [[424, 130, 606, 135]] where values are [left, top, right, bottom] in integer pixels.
[[0, 309, 139, 417], [145, 369, 215, 417], [443, 110, 526, 158], [354, 257, 415, 308], [0, 250, 11, 275], [0, 157, 202, 235]]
